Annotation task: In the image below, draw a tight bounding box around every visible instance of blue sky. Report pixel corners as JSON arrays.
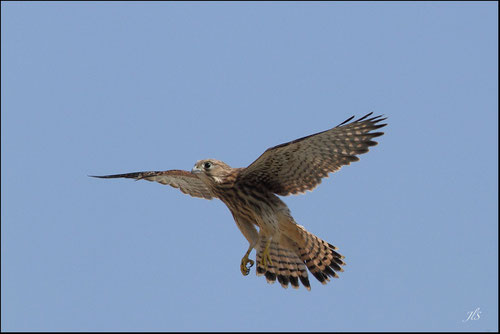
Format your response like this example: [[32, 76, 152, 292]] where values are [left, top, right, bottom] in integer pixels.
[[1, 2, 497, 332]]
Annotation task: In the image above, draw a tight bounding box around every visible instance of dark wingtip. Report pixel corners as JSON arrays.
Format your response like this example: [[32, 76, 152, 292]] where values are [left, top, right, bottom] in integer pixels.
[[88, 173, 133, 179], [368, 114, 388, 126], [354, 112, 374, 122], [89, 174, 114, 179], [370, 131, 385, 138], [337, 115, 356, 127], [337, 112, 388, 128]]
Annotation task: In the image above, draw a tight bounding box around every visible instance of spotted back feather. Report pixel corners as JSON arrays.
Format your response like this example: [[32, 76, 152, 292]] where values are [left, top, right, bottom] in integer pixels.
[[238, 113, 387, 195]]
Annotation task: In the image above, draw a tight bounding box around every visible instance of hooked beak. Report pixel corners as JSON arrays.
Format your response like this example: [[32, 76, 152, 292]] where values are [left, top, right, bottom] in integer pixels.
[[191, 165, 202, 174]]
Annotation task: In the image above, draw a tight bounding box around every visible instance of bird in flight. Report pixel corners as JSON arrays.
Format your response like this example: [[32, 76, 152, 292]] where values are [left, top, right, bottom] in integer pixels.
[[91, 113, 386, 290]]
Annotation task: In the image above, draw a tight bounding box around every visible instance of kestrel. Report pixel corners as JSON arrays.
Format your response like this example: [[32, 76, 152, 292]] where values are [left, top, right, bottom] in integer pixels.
[[91, 113, 387, 290]]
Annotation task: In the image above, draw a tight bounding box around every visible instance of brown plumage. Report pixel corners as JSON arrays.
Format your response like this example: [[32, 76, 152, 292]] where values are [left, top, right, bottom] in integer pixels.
[[91, 113, 387, 290]]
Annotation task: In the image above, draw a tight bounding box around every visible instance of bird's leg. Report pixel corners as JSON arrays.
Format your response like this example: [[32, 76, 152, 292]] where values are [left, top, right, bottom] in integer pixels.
[[260, 238, 273, 270], [240, 245, 254, 276]]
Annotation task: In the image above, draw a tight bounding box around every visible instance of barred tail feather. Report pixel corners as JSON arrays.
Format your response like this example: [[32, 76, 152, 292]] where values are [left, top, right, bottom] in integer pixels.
[[255, 220, 344, 290], [256, 236, 310, 290], [296, 225, 345, 285]]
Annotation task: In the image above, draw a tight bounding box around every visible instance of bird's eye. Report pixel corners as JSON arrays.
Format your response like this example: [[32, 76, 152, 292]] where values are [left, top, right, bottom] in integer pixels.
[[203, 162, 212, 169]]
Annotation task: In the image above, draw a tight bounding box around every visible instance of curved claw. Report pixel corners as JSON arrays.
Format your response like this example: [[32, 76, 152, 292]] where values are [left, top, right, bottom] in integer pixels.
[[240, 245, 255, 276], [240, 257, 254, 276]]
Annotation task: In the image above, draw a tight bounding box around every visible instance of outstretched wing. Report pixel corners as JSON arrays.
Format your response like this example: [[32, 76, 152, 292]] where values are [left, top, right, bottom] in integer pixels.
[[90, 170, 213, 199], [237, 113, 387, 196]]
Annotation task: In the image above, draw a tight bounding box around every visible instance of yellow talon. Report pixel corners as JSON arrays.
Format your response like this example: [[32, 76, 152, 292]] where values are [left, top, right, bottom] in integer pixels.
[[240, 246, 254, 276], [261, 239, 273, 269]]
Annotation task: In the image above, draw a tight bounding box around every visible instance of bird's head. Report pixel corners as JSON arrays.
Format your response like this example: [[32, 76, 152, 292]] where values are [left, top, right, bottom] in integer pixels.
[[191, 159, 233, 184]]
